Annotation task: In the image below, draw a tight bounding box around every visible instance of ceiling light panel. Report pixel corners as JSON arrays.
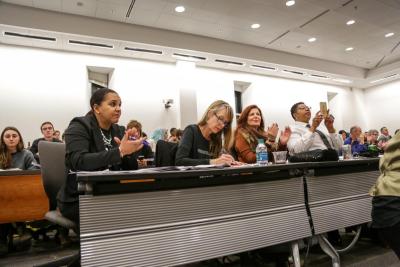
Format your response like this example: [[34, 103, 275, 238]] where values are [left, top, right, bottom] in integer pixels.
[[175, 6, 185, 13], [286, 1, 295, 7]]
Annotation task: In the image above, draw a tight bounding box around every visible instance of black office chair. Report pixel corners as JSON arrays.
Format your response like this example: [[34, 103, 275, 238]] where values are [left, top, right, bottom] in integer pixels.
[[154, 140, 178, 167], [35, 141, 79, 267]]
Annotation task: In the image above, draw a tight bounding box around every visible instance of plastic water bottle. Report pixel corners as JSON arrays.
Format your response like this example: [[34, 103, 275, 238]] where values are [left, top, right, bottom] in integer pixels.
[[256, 139, 268, 165]]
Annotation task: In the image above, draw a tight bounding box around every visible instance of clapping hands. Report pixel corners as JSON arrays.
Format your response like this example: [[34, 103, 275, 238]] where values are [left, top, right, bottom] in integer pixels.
[[114, 128, 144, 157]]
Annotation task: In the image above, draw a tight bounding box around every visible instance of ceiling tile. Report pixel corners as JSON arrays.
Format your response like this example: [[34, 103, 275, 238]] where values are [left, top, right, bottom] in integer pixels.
[[61, 0, 97, 17], [1, 0, 400, 73], [1, 0, 33, 6], [33, 0, 61, 11], [128, 8, 161, 26], [302, 0, 350, 10], [95, 1, 127, 22], [133, 0, 166, 12], [97, 0, 132, 5], [339, 0, 400, 28]]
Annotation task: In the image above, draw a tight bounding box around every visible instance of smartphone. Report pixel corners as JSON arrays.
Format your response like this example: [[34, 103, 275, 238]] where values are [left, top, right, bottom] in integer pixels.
[[320, 102, 328, 117]]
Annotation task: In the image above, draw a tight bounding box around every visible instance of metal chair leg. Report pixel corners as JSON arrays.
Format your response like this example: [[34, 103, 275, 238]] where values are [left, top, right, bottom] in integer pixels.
[[291, 240, 301, 267], [317, 234, 340, 267]]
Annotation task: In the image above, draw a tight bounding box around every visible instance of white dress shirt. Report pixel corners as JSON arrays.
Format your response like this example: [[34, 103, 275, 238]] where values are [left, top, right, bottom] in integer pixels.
[[287, 121, 343, 155]]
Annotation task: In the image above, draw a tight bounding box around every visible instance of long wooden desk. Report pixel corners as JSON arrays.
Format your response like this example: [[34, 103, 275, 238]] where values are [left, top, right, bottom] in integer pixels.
[[0, 170, 49, 223], [76, 159, 379, 267]]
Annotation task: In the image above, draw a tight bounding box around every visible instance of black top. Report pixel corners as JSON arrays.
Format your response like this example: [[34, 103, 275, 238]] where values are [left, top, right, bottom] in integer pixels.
[[132, 145, 154, 159], [57, 113, 138, 203], [372, 196, 400, 228], [175, 124, 211, 166]]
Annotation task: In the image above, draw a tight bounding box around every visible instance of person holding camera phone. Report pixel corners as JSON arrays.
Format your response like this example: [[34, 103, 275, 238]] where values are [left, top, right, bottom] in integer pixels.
[[126, 120, 154, 168], [287, 101, 342, 155]]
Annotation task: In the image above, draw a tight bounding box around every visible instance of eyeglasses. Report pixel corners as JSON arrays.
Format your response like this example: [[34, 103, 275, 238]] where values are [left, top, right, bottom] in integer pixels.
[[213, 111, 229, 127], [42, 126, 53, 131], [297, 106, 311, 111]]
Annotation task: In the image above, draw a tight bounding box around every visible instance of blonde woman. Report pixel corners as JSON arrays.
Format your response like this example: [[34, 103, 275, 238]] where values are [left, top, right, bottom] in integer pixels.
[[175, 100, 235, 166]]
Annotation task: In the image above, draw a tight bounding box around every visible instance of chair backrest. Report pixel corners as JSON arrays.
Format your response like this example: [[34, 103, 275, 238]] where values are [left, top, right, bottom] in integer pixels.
[[155, 140, 178, 167], [38, 141, 66, 210]]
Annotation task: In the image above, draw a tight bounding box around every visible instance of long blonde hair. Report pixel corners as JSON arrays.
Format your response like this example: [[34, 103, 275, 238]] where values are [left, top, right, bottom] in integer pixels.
[[198, 100, 234, 158]]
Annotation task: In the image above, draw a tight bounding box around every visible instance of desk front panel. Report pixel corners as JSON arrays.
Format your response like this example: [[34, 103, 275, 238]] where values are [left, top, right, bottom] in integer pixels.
[[0, 173, 49, 223], [307, 169, 379, 234], [80, 176, 310, 267]]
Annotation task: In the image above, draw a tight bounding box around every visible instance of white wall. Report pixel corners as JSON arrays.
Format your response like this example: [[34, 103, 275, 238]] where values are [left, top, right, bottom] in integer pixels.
[[364, 80, 400, 134], [0, 44, 179, 144], [0, 44, 379, 146]]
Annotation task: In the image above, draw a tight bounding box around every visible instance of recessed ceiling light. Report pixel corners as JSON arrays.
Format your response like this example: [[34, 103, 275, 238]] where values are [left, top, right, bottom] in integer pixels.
[[346, 20, 355, 25], [251, 23, 260, 29], [175, 6, 185, 13], [286, 0, 295, 6], [385, 32, 394, 38], [308, 37, 316, 42], [345, 47, 354, 52]]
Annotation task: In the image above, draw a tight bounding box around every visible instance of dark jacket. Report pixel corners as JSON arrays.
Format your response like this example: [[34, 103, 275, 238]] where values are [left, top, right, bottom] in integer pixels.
[[57, 113, 138, 203]]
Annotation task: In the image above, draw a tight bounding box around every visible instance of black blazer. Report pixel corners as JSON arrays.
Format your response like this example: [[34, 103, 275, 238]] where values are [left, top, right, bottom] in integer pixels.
[[58, 113, 138, 203]]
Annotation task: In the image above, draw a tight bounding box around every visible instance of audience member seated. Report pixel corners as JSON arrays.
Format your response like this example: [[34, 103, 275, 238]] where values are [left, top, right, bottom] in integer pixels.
[[344, 126, 367, 155], [126, 120, 154, 167], [338, 129, 348, 141], [367, 129, 379, 145], [175, 100, 236, 166], [53, 130, 61, 141], [287, 102, 342, 155], [288, 102, 343, 245], [176, 129, 183, 141], [378, 126, 392, 151], [168, 127, 178, 143], [57, 88, 143, 228], [30, 121, 62, 162], [149, 128, 168, 151], [0, 126, 38, 255], [370, 130, 400, 259], [234, 105, 291, 163], [0, 126, 38, 170]]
